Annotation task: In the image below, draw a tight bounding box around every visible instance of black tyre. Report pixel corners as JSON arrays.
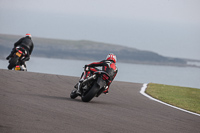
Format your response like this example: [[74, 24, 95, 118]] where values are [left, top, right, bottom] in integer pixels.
[[8, 56, 19, 70], [70, 90, 78, 99], [81, 83, 100, 102]]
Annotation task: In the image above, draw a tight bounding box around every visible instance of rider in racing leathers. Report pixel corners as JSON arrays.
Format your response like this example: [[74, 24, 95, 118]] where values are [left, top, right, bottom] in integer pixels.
[[6, 33, 34, 69], [76, 53, 118, 94]]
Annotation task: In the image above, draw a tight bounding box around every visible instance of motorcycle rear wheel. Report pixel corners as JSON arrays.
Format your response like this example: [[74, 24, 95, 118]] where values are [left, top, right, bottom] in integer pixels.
[[81, 83, 99, 102]]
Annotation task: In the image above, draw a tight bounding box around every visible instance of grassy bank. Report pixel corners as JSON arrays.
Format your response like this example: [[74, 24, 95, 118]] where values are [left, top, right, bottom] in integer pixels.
[[145, 83, 200, 114]]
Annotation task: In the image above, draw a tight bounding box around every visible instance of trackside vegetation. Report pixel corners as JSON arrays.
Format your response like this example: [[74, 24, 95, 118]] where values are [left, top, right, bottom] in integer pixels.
[[145, 83, 200, 114]]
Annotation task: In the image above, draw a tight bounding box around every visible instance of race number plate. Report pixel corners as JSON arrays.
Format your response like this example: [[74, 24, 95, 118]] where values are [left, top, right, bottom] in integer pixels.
[[16, 52, 22, 57]]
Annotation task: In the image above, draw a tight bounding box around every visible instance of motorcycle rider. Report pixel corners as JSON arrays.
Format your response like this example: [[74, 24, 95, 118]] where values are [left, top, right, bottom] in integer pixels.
[[6, 33, 34, 69], [76, 53, 118, 95]]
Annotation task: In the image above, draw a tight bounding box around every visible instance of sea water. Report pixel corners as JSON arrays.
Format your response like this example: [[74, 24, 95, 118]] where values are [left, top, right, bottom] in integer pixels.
[[0, 57, 199, 89]]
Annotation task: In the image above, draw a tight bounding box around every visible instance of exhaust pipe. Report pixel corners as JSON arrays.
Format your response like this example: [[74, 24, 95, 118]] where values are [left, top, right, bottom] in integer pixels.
[[82, 74, 96, 84]]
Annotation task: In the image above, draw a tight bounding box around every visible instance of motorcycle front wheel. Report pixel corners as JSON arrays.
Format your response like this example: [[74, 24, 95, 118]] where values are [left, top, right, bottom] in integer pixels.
[[70, 90, 79, 99], [8, 56, 19, 70]]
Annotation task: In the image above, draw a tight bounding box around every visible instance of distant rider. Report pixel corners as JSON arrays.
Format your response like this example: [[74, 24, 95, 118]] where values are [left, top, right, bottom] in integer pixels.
[[6, 33, 34, 68], [76, 53, 118, 94]]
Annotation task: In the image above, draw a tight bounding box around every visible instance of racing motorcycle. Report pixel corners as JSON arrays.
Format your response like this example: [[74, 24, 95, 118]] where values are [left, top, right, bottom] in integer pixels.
[[70, 68, 110, 102], [7, 46, 28, 71]]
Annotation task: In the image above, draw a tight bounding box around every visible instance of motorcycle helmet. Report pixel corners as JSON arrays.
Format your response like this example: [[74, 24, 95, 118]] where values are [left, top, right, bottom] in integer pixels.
[[25, 33, 32, 38], [106, 53, 117, 63]]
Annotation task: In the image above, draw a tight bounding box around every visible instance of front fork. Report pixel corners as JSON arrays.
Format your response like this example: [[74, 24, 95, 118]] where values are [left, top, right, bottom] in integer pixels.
[[77, 71, 96, 94]]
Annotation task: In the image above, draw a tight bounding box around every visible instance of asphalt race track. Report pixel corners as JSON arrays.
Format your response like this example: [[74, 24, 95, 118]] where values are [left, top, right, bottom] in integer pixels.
[[0, 69, 200, 133]]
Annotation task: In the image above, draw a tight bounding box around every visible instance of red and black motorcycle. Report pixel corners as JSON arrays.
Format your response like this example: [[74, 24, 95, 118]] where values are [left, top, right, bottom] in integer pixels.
[[7, 46, 28, 71], [70, 68, 110, 102]]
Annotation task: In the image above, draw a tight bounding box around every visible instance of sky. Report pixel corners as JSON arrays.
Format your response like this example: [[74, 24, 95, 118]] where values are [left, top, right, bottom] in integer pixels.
[[0, 0, 200, 60]]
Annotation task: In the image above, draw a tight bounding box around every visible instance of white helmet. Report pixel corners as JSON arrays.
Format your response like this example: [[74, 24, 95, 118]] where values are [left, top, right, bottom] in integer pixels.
[[25, 33, 32, 38]]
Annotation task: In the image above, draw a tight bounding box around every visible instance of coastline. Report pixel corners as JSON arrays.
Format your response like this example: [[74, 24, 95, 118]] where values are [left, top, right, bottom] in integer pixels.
[[1, 55, 200, 68]]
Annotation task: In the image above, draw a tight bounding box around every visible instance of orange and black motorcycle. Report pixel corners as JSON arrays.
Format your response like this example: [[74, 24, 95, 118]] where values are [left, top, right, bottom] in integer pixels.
[[7, 46, 28, 71]]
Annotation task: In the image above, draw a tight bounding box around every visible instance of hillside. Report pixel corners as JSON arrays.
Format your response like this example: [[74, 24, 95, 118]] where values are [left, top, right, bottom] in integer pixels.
[[0, 34, 188, 66]]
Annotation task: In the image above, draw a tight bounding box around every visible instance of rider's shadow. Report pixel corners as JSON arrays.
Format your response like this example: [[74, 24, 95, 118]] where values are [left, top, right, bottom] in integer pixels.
[[25, 93, 73, 101], [26, 93, 112, 104]]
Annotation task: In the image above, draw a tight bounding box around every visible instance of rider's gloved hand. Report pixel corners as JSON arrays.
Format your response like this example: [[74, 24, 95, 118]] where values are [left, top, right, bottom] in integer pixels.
[[84, 65, 89, 71]]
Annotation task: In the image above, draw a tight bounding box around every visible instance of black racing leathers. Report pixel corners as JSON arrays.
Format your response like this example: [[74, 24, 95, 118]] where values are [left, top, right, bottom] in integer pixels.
[[13, 36, 34, 62], [14, 36, 34, 55]]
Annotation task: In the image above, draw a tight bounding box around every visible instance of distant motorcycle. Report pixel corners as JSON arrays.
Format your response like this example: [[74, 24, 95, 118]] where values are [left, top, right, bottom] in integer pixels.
[[70, 68, 110, 102], [7, 46, 27, 71]]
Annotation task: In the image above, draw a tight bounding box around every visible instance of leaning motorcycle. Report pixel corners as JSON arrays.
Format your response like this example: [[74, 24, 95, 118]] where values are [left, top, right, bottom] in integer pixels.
[[7, 46, 27, 71], [70, 69, 110, 102]]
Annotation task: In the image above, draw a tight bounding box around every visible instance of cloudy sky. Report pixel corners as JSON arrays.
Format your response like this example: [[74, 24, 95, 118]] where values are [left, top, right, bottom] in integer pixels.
[[0, 0, 200, 60]]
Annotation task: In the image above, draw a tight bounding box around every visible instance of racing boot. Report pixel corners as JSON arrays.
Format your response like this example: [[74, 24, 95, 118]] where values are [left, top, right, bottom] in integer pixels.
[[19, 60, 27, 71], [21, 64, 27, 71]]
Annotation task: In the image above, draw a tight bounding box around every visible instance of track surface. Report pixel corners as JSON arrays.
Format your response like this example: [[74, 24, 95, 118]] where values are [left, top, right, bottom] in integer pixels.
[[0, 69, 200, 133]]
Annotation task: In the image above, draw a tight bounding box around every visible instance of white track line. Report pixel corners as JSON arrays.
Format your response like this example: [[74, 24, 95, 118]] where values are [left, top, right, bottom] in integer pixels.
[[140, 83, 200, 117]]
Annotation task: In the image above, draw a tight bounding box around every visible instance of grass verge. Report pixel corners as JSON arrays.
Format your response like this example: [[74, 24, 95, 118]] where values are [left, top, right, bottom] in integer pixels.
[[145, 83, 200, 114]]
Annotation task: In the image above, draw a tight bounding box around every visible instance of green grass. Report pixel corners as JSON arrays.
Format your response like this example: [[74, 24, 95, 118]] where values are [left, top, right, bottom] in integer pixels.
[[145, 83, 200, 114]]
